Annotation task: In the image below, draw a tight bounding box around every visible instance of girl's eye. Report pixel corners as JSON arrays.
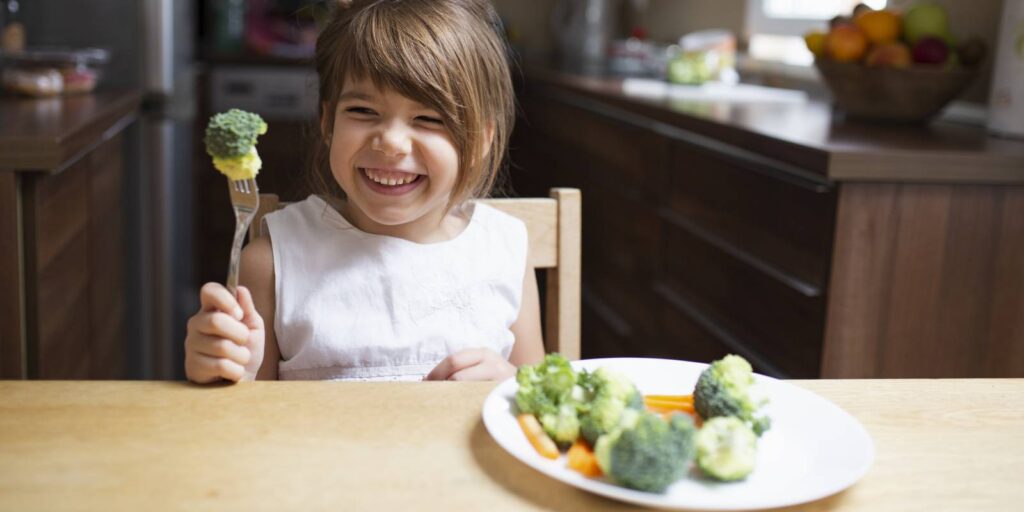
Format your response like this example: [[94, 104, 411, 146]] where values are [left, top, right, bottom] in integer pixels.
[[417, 116, 444, 125], [346, 107, 376, 116]]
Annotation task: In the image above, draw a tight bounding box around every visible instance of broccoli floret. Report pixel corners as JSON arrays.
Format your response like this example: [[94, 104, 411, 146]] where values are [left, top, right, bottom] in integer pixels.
[[594, 411, 696, 493], [204, 109, 267, 180], [591, 366, 637, 403], [539, 403, 581, 446], [578, 367, 643, 445], [514, 354, 582, 444], [204, 109, 267, 158], [694, 416, 758, 481], [538, 353, 577, 401], [514, 369, 556, 416], [693, 355, 771, 436]]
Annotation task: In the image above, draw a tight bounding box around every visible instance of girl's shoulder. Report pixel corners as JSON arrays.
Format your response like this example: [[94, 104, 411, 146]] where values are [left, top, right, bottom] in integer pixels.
[[466, 201, 528, 254], [469, 200, 525, 231], [264, 195, 350, 234]]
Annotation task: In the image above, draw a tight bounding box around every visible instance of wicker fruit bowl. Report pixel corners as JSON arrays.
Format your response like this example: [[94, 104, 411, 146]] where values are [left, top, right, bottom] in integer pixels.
[[814, 59, 978, 123]]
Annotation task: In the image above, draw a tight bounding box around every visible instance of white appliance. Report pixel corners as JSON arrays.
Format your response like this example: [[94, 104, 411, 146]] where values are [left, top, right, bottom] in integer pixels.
[[988, 0, 1024, 139]]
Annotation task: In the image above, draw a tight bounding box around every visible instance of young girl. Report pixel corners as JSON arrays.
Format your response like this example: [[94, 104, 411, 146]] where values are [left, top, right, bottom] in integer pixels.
[[184, 0, 544, 383]]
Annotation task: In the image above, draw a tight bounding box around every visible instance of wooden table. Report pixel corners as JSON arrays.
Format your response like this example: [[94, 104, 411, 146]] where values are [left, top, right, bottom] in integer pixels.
[[1, 379, 1021, 511]]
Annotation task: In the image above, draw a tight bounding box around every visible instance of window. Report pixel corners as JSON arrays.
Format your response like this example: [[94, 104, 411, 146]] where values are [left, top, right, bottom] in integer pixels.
[[745, 0, 887, 65]]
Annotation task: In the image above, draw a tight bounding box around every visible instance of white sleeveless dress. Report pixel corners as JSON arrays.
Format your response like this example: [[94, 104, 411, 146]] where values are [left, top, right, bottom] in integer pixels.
[[263, 195, 528, 381]]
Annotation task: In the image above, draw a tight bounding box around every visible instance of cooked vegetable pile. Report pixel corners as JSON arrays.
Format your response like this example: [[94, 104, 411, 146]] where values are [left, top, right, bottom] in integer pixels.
[[513, 354, 770, 493], [204, 108, 267, 181]]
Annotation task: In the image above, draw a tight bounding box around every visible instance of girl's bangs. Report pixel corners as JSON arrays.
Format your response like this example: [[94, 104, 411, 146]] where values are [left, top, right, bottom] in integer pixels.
[[335, 14, 458, 119]]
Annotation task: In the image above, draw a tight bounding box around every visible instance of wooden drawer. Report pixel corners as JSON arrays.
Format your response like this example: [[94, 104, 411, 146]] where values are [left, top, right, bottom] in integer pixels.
[[519, 90, 668, 197], [661, 222, 825, 378], [666, 140, 837, 295], [655, 293, 741, 367]]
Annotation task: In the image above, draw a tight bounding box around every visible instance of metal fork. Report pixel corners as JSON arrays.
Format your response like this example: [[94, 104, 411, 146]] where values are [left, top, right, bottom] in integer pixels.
[[226, 177, 260, 296]]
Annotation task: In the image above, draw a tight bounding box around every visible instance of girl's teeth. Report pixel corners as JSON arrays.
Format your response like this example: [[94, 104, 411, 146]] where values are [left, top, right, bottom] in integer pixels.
[[364, 168, 416, 186]]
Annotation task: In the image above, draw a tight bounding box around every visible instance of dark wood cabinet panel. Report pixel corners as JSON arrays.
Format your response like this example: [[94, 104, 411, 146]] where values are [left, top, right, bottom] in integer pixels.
[[0, 172, 23, 377], [655, 292, 744, 365], [663, 220, 824, 377], [511, 82, 829, 376], [518, 89, 669, 200], [510, 72, 1024, 378], [666, 141, 837, 294], [0, 91, 137, 379], [25, 134, 128, 379]]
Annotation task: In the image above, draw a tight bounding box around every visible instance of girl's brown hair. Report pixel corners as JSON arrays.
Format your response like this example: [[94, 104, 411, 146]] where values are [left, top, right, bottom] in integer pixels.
[[310, 0, 515, 209]]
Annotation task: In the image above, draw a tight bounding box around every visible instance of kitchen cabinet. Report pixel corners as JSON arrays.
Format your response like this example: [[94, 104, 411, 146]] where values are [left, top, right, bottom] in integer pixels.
[[0, 90, 141, 378], [510, 69, 1024, 378]]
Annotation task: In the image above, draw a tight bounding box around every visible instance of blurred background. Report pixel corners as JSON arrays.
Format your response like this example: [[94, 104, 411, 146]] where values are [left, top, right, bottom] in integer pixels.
[[1, 0, 1021, 381]]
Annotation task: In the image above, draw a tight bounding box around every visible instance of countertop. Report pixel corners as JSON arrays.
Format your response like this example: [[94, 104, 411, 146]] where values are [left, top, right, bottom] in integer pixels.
[[525, 68, 1024, 184], [0, 90, 142, 172], [1, 379, 1021, 511]]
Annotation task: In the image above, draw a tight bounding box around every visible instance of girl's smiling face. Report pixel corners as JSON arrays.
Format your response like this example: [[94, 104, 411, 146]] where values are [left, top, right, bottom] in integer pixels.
[[327, 77, 461, 240]]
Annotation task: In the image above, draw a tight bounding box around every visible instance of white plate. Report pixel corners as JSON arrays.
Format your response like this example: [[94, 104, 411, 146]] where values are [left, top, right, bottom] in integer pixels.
[[481, 358, 874, 510]]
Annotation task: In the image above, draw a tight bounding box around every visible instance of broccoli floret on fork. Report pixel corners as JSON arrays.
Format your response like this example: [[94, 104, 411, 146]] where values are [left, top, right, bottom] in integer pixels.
[[204, 109, 267, 181]]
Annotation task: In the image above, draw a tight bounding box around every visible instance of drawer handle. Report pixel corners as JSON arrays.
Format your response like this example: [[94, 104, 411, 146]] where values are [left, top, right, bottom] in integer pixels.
[[661, 208, 823, 298], [654, 284, 788, 378], [582, 286, 632, 338]]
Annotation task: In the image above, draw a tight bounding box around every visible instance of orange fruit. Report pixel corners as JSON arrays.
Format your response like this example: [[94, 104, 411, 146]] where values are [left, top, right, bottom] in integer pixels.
[[865, 42, 912, 68], [854, 10, 902, 44], [826, 25, 869, 62], [804, 31, 827, 57]]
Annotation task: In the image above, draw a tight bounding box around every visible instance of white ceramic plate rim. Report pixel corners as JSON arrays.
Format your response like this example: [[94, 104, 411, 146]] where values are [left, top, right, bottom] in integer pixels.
[[481, 358, 874, 510]]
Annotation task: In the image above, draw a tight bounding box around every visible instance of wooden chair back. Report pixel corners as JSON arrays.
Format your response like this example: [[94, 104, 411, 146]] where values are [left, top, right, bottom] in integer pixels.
[[249, 188, 581, 359]]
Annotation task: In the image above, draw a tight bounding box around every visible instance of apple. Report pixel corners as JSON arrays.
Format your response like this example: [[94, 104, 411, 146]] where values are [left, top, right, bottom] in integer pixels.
[[826, 25, 869, 62], [904, 2, 950, 45], [866, 42, 912, 68], [912, 36, 950, 65]]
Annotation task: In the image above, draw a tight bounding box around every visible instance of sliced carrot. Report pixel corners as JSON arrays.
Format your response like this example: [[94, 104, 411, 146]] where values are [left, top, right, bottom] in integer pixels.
[[517, 414, 560, 460], [567, 439, 603, 477], [644, 397, 696, 413], [644, 394, 693, 403]]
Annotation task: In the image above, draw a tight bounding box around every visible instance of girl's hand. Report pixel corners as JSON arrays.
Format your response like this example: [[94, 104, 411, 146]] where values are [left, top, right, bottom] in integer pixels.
[[184, 283, 266, 383], [424, 348, 517, 381]]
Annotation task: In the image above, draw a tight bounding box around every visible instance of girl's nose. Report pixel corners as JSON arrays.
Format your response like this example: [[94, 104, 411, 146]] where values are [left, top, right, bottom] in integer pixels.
[[371, 123, 411, 157]]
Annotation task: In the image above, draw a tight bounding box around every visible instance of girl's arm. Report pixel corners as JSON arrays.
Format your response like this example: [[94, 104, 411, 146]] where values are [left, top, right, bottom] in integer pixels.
[[424, 262, 544, 381], [508, 265, 545, 366], [239, 236, 280, 380]]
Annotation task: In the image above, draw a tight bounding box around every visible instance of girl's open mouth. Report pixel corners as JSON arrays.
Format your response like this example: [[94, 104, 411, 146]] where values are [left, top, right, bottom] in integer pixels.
[[360, 167, 424, 195]]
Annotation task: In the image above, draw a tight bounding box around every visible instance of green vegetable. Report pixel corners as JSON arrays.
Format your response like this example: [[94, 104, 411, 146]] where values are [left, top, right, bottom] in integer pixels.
[[578, 366, 644, 445], [204, 109, 268, 159], [515, 354, 577, 415], [514, 354, 582, 445], [594, 410, 697, 493], [539, 403, 581, 446], [693, 354, 771, 436], [204, 109, 267, 181], [694, 416, 758, 481]]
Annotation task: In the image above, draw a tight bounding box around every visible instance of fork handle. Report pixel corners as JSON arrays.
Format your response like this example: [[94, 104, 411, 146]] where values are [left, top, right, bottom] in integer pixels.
[[226, 219, 248, 296]]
